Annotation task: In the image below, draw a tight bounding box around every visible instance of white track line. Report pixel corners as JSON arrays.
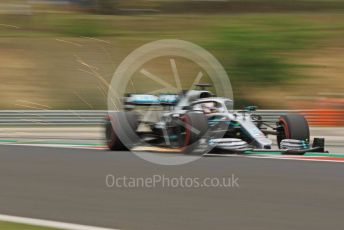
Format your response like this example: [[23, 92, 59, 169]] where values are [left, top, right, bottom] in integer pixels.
[[0, 214, 119, 230]]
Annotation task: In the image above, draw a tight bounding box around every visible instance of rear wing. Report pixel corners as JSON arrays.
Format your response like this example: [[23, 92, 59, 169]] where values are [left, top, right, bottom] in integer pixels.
[[124, 94, 179, 106]]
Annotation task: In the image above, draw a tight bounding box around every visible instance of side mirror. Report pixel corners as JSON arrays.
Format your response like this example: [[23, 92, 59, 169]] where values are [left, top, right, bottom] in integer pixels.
[[245, 106, 257, 112], [182, 106, 192, 110]]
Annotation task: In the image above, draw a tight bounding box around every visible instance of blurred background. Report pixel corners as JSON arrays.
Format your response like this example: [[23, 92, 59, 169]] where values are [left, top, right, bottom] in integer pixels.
[[0, 0, 343, 116]]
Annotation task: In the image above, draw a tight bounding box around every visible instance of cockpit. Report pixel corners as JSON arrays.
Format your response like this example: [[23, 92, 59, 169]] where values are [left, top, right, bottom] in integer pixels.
[[192, 99, 232, 114]]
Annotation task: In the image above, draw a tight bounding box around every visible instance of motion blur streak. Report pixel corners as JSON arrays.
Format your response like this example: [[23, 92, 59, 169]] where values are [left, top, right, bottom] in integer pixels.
[[0, 0, 343, 111]]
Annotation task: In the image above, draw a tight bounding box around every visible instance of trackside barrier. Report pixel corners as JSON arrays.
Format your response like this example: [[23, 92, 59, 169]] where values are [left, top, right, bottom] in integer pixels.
[[301, 109, 344, 126], [0, 110, 342, 126], [257, 110, 344, 126], [0, 110, 105, 125]]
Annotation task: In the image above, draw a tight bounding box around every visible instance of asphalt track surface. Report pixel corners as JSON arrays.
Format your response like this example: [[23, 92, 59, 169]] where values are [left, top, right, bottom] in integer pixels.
[[1, 145, 344, 230]]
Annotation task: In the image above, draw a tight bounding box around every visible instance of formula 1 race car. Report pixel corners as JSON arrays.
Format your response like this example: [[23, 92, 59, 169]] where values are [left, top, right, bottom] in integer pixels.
[[105, 84, 326, 155]]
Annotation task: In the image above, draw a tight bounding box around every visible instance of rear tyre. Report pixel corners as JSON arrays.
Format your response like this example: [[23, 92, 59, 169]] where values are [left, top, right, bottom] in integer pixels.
[[180, 112, 208, 155], [277, 114, 310, 148], [105, 112, 139, 151]]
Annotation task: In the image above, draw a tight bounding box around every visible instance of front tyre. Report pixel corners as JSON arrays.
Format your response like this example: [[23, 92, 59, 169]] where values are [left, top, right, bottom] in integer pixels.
[[105, 112, 139, 151], [180, 112, 208, 155], [277, 114, 310, 148]]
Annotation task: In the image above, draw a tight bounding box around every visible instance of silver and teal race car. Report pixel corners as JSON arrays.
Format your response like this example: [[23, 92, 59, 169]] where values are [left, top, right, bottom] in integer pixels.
[[105, 84, 325, 155]]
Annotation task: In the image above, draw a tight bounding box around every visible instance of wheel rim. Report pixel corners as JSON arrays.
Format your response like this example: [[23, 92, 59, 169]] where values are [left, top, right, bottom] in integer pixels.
[[277, 118, 290, 148]]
